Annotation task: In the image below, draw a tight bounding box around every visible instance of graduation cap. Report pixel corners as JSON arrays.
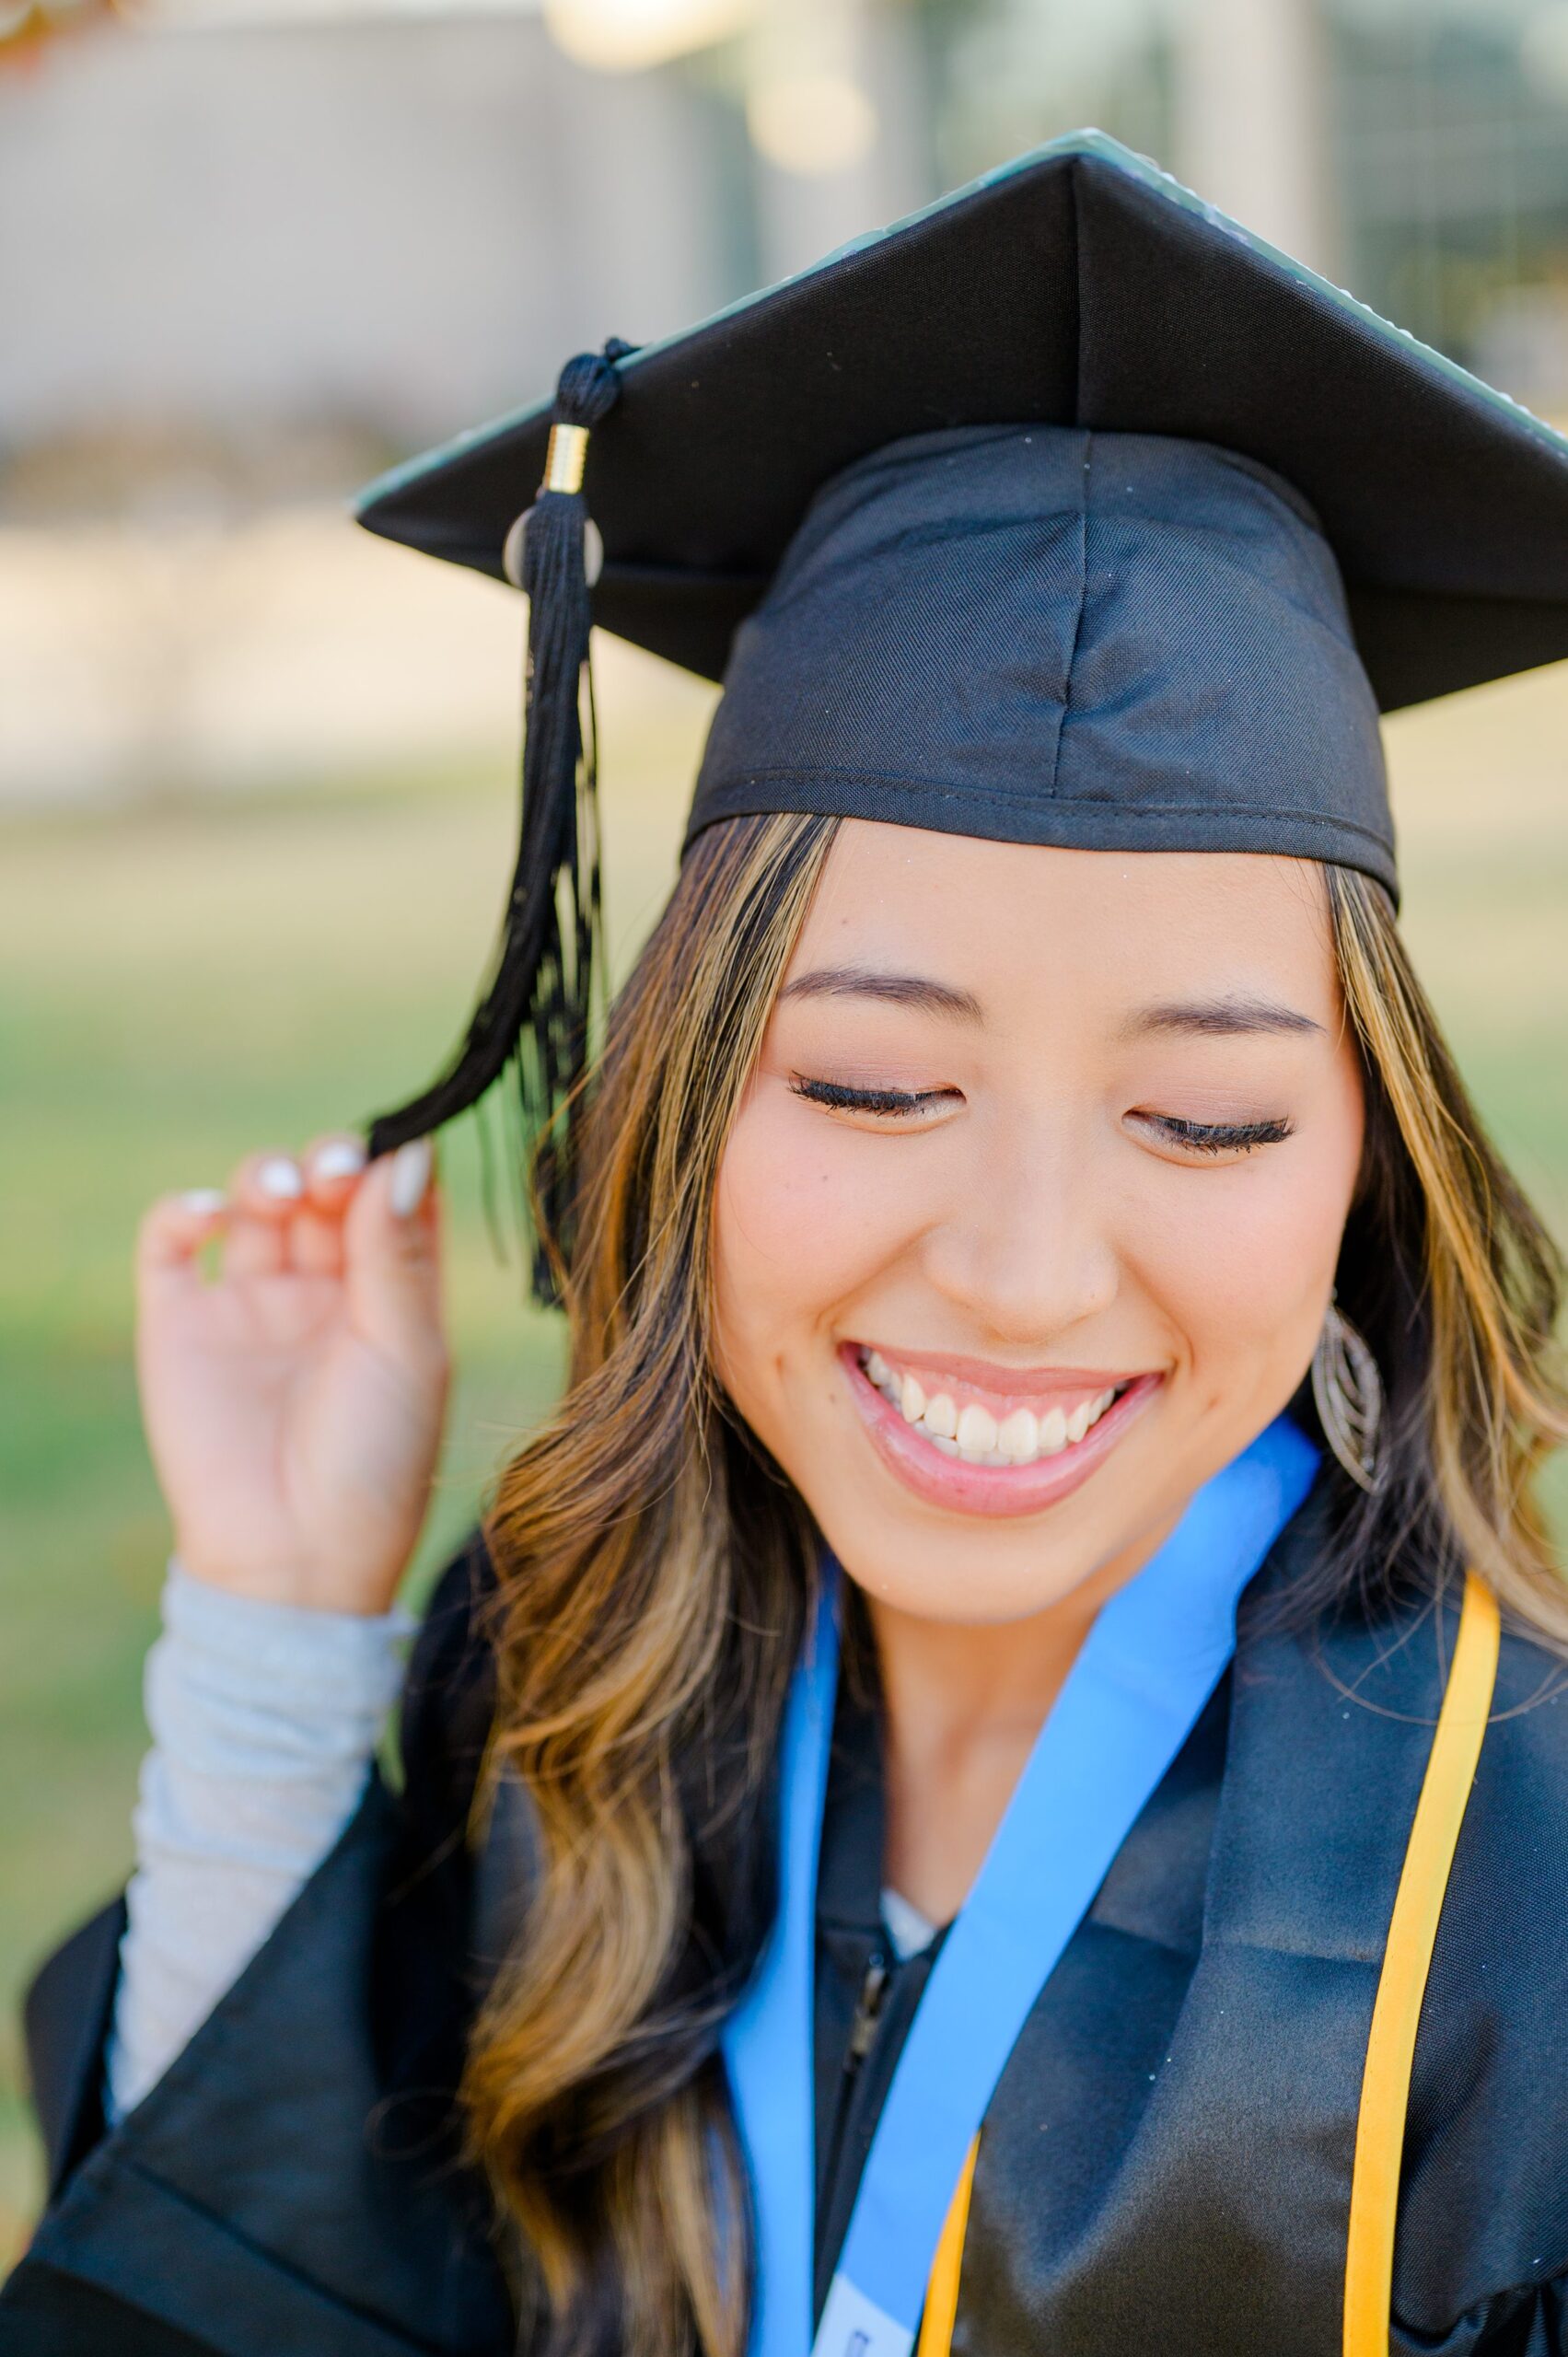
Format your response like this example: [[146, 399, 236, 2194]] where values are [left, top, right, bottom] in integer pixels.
[[354, 127, 1568, 1300]]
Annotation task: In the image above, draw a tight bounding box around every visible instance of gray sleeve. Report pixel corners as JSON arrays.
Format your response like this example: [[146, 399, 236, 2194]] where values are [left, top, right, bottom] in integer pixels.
[[105, 1558, 415, 2122]]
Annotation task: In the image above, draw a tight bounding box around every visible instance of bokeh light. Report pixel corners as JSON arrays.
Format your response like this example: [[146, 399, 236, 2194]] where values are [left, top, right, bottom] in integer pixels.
[[747, 65, 877, 173]]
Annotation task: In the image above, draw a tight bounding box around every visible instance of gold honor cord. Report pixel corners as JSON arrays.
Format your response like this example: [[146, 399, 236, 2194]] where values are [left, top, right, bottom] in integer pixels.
[[912, 1572, 1501, 2357], [914, 2133, 979, 2357], [1342, 1571, 1500, 2355]]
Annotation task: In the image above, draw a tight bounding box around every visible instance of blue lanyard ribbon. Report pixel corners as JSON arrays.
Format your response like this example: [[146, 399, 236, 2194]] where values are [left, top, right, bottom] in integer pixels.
[[721, 1416, 1319, 2357]]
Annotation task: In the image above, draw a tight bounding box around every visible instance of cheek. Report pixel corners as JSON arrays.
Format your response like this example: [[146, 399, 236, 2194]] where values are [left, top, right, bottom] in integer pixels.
[[1125, 1128, 1363, 1367], [714, 1087, 923, 1333]]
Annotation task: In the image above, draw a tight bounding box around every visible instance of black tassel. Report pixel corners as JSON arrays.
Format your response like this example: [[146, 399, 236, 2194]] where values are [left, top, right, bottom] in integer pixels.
[[366, 337, 632, 1305]]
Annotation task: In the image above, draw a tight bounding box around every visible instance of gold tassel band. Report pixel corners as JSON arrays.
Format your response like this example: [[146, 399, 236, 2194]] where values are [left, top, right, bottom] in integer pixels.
[[543, 423, 590, 495]]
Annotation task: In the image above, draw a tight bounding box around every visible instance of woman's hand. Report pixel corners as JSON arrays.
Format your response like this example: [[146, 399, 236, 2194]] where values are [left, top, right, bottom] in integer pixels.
[[134, 1133, 450, 1615]]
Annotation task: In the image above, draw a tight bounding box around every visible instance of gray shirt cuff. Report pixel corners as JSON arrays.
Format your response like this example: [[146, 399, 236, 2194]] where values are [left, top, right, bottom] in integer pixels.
[[105, 1557, 415, 2122]]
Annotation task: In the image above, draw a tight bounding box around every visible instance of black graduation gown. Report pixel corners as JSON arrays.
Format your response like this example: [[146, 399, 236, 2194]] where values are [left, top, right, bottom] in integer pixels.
[[6, 1478, 1568, 2355]]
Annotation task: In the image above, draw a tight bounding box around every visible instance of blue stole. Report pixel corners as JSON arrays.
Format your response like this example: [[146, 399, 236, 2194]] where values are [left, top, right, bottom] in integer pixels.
[[720, 1416, 1319, 2357]]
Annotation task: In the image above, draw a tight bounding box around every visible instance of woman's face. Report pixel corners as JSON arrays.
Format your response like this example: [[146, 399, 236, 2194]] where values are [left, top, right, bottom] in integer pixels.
[[712, 822, 1365, 1624]]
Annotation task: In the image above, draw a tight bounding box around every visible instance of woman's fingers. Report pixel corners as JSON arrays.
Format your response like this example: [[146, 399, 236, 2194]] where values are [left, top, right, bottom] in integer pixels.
[[132, 1129, 445, 1619], [302, 1132, 367, 1207], [221, 1149, 306, 1278], [343, 1137, 448, 1375], [142, 1132, 387, 1290], [135, 1188, 229, 1303], [291, 1134, 369, 1274]]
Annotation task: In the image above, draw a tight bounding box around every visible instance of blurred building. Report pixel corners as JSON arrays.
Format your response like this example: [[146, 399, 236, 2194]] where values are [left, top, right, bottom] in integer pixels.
[[5, 0, 1568, 499], [927, 0, 1568, 417], [0, 0, 934, 499], [1, 14, 733, 484], [5, 0, 1568, 807]]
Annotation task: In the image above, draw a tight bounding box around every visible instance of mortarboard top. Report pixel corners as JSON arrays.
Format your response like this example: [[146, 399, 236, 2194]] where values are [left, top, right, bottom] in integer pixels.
[[351, 131, 1568, 1298], [355, 127, 1568, 714]]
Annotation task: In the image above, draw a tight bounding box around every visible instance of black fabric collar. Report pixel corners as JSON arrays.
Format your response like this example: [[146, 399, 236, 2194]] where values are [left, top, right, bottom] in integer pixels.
[[816, 1671, 889, 1945]]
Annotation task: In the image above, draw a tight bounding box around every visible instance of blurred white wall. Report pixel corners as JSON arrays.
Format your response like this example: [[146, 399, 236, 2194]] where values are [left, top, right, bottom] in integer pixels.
[[1172, 0, 1338, 276], [744, 0, 929, 280], [0, 13, 729, 451], [0, 0, 936, 807]]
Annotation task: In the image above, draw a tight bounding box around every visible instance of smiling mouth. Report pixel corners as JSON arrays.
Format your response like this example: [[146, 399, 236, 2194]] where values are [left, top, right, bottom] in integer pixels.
[[854, 1345, 1132, 1468]]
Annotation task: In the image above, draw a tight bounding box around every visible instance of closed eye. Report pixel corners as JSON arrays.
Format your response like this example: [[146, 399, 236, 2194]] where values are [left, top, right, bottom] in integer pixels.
[[788, 1075, 958, 1122], [1135, 1114, 1295, 1155]]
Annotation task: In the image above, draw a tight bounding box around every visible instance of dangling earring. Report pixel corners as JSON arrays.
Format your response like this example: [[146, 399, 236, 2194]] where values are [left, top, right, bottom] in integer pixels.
[[1312, 1292, 1387, 1493]]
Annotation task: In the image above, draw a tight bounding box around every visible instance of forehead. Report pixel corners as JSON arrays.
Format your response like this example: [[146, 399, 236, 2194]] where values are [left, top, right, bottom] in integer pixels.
[[786, 822, 1338, 1012]]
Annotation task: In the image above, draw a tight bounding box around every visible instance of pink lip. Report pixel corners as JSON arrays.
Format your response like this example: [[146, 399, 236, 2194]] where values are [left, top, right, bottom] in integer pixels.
[[839, 1343, 1163, 1521]]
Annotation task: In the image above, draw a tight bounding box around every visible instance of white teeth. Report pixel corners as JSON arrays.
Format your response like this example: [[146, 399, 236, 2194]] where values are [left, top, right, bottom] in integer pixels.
[[1038, 1406, 1068, 1455], [996, 1407, 1038, 1461], [956, 1402, 999, 1455], [860, 1350, 1126, 1469], [923, 1392, 958, 1439]]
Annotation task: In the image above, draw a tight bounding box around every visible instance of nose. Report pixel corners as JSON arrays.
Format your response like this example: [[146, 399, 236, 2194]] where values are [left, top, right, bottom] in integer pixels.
[[918, 1116, 1120, 1344]]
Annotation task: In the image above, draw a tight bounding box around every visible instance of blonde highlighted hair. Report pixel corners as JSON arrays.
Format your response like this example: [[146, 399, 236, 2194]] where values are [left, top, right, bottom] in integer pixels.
[[1328, 865, 1568, 1638], [460, 820, 1567, 2357]]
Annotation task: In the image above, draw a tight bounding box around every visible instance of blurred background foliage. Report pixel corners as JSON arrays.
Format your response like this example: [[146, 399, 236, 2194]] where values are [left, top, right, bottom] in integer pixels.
[[3, 0, 1567, 2264]]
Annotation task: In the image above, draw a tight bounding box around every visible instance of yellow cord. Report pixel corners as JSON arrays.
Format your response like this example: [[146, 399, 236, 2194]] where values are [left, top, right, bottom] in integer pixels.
[[914, 2133, 980, 2357], [910, 1573, 1500, 2357], [1342, 1571, 1499, 2355]]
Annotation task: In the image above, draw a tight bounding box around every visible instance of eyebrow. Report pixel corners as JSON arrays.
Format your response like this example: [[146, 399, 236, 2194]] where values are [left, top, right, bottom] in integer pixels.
[[776, 964, 984, 1023], [1121, 994, 1324, 1040]]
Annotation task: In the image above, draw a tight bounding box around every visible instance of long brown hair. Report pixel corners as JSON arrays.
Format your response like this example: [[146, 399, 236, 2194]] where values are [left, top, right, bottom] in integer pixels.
[[1326, 865, 1568, 1637], [464, 821, 1568, 2357]]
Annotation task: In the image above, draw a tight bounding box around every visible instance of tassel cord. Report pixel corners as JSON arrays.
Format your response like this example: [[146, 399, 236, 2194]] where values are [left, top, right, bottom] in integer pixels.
[[365, 340, 632, 1305]]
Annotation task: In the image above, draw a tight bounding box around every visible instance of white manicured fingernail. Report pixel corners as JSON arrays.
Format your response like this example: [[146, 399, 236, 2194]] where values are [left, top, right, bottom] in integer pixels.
[[181, 1189, 226, 1215], [313, 1139, 366, 1180], [257, 1156, 304, 1200], [389, 1136, 433, 1218]]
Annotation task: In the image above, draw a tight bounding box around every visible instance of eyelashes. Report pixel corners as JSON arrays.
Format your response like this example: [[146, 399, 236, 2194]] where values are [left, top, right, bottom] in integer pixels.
[[788, 1076, 951, 1120], [1140, 1114, 1295, 1155], [788, 1076, 1295, 1155]]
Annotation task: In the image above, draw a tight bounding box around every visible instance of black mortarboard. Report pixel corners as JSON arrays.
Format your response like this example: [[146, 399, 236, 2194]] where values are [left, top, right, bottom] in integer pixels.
[[354, 128, 1568, 1298]]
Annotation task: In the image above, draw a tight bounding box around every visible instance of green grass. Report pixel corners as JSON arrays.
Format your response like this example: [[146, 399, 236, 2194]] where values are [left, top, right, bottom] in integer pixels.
[[2, 667, 1565, 2261], [0, 716, 703, 2258]]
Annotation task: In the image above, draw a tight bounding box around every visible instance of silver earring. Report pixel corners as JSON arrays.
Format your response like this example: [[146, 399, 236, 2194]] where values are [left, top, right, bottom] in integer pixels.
[[1312, 1293, 1387, 1494]]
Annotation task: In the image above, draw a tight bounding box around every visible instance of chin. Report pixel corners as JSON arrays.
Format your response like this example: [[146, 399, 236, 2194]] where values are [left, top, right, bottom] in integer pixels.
[[800, 1478, 1133, 1626]]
